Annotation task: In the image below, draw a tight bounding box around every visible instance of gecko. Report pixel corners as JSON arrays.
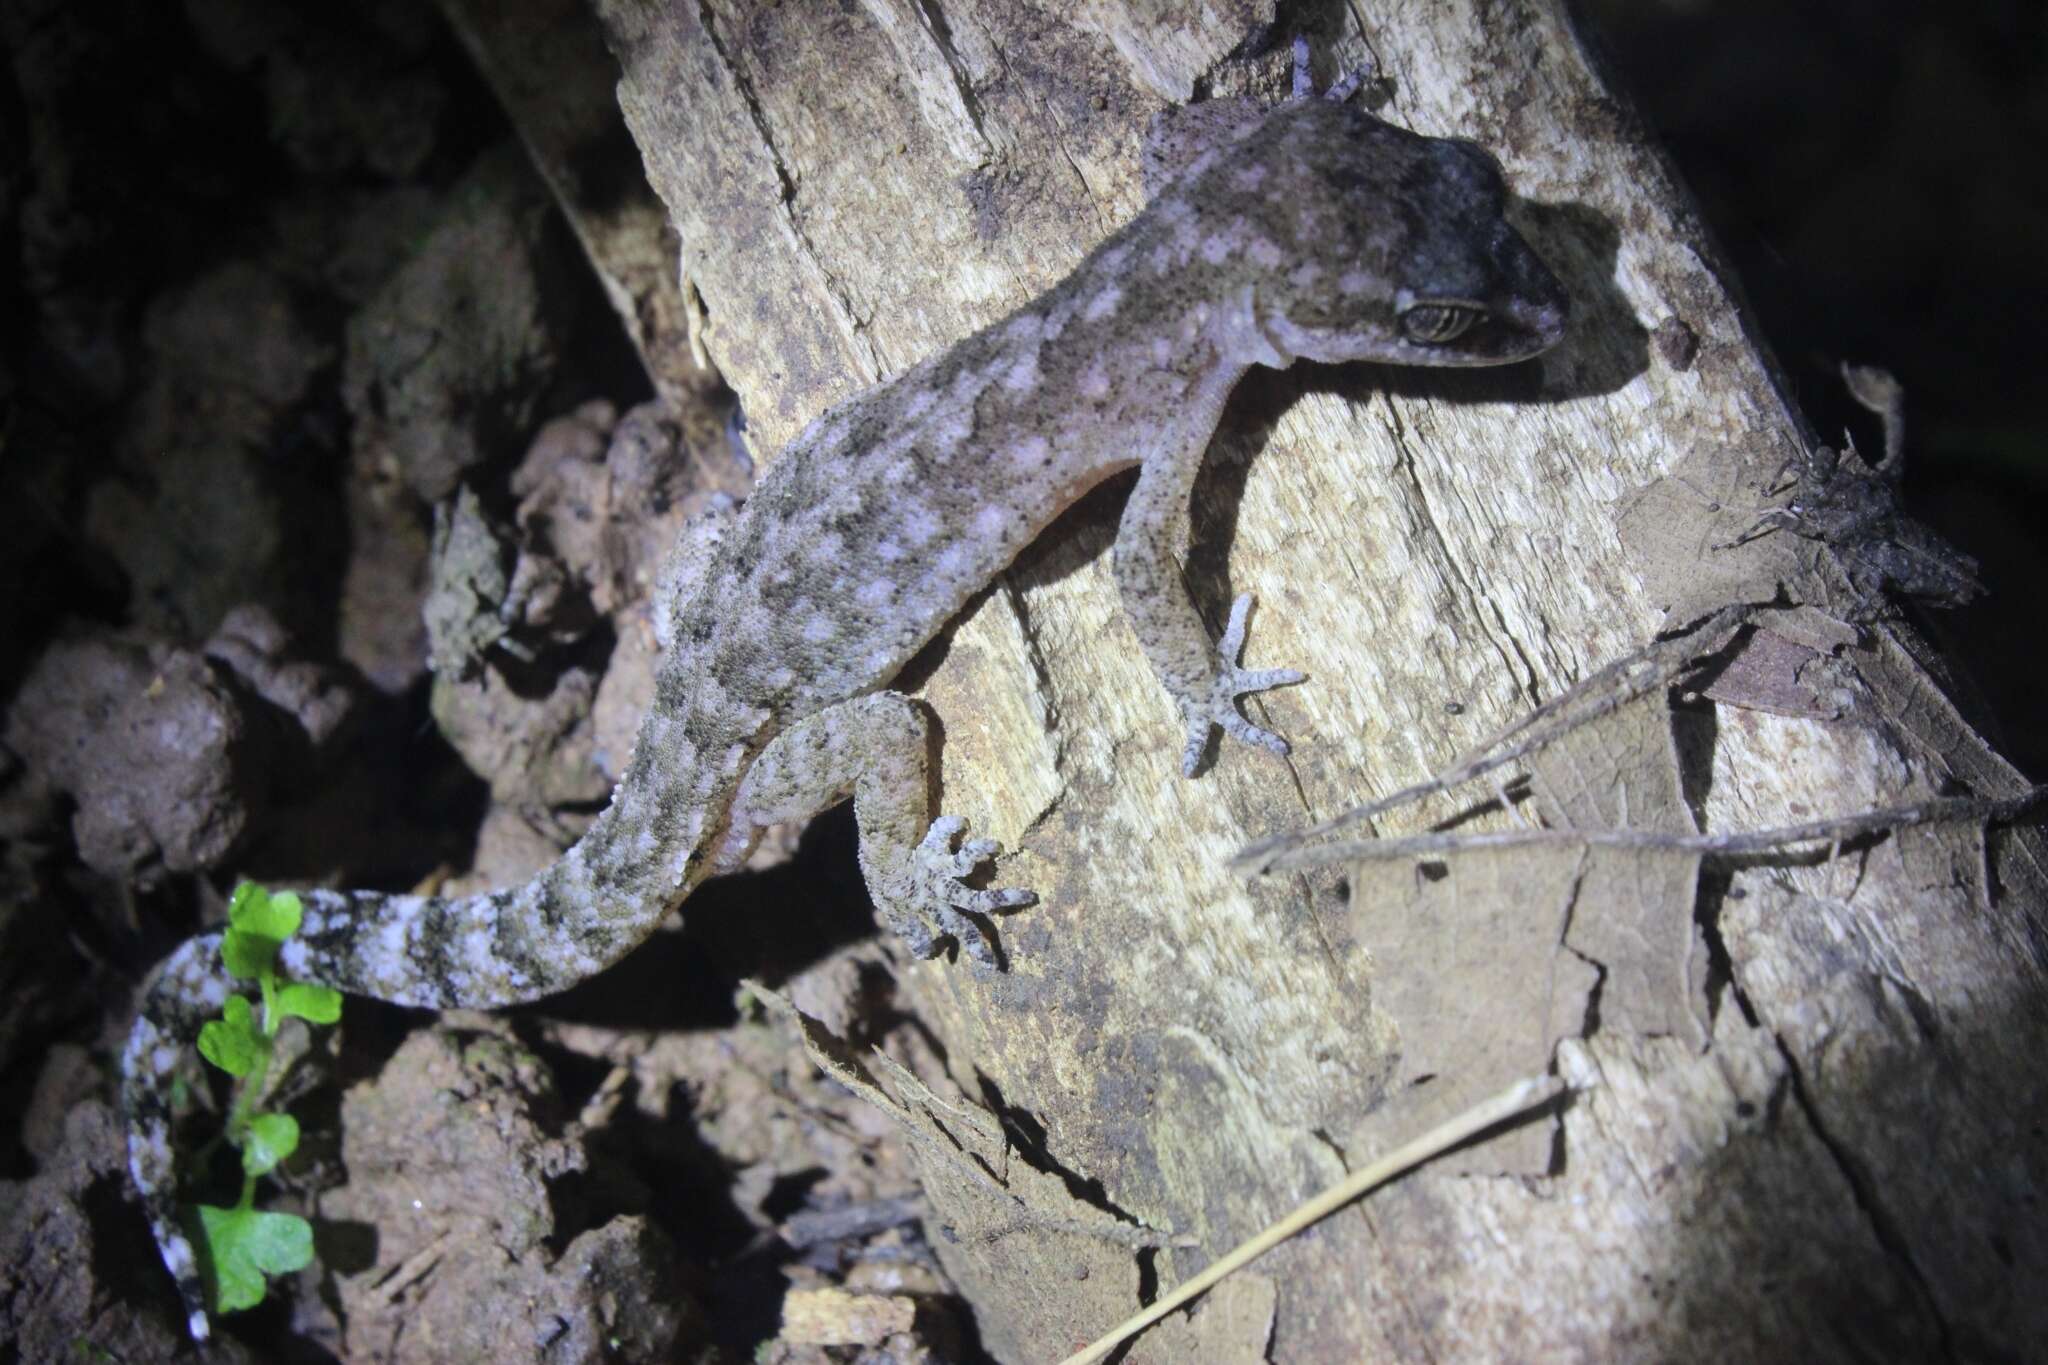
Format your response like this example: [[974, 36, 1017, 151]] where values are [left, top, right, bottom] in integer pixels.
[[123, 51, 1568, 1340]]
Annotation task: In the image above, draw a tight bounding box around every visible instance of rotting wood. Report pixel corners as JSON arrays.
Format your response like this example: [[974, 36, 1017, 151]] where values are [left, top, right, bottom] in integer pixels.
[[595, 1, 2048, 1357]]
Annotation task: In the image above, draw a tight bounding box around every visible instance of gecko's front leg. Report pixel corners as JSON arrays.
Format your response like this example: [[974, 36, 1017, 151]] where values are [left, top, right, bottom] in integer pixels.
[[1110, 369, 1305, 777], [717, 692, 1035, 963]]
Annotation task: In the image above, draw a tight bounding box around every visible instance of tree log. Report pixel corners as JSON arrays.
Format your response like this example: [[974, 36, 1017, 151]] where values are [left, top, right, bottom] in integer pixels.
[[595, 2, 2046, 1358]]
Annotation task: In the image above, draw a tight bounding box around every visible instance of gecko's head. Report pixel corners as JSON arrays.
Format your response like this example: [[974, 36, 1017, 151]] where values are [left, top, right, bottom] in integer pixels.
[[1204, 99, 1568, 370]]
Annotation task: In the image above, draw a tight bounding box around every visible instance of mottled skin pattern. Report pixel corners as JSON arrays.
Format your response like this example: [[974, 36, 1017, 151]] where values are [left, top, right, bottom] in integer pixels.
[[125, 89, 1567, 1338]]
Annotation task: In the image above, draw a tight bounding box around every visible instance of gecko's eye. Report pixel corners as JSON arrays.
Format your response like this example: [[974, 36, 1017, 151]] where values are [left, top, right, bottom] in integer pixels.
[[1399, 302, 1485, 345]]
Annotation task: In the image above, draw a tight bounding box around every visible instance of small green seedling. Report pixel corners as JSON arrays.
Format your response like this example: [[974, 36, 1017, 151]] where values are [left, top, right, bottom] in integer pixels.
[[190, 882, 343, 1316]]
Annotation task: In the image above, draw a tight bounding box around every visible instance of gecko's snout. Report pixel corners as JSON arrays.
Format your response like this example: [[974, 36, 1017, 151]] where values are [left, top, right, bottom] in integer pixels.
[[1484, 219, 1570, 360], [1453, 228, 1568, 364], [1502, 287, 1569, 356]]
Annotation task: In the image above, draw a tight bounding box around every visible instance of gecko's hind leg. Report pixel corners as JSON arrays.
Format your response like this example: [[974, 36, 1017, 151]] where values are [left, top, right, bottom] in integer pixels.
[[722, 692, 1035, 965]]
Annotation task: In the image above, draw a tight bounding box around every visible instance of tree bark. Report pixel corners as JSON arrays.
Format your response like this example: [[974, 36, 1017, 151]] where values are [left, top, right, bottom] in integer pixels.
[[595, 1, 2047, 1358]]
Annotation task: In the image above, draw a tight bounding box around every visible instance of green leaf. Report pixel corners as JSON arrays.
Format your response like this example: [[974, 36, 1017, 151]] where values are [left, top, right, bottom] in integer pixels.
[[219, 926, 278, 980], [241, 1113, 300, 1177], [275, 982, 342, 1025], [194, 1204, 314, 1315], [197, 996, 264, 1077], [228, 884, 303, 941], [226, 881, 263, 925], [221, 885, 304, 980]]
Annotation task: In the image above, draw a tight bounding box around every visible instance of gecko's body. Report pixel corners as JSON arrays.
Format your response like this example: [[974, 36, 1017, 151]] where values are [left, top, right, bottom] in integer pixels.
[[125, 90, 1566, 1338]]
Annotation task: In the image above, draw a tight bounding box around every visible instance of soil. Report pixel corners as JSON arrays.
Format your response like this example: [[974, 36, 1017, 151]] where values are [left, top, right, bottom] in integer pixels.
[[0, 0, 979, 1358]]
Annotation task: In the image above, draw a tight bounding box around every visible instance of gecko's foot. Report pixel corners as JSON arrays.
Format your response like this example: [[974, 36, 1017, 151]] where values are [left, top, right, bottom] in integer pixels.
[[1180, 593, 1306, 778], [884, 816, 1037, 967]]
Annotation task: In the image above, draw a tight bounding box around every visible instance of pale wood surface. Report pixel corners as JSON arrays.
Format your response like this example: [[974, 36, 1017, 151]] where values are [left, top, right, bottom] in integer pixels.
[[594, 2, 2047, 1358]]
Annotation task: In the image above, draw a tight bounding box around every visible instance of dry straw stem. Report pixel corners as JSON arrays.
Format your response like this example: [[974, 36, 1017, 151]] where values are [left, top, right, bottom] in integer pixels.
[[1057, 1074, 1565, 1365], [1246, 786, 2048, 876]]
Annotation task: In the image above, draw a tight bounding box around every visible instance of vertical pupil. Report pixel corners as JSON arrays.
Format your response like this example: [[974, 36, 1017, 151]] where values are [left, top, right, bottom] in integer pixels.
[[1403, 305, 1475, 343]]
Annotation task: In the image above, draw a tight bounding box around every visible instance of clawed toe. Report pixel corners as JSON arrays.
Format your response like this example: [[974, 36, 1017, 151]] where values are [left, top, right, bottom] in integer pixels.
[[887, 816, 1038, 966], [1178, 594, 1307, 776], [951, 836, 1000, 877]]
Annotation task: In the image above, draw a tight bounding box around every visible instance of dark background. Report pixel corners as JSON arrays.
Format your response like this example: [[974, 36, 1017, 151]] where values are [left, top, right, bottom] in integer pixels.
[[1585, 0, 2048, 774]]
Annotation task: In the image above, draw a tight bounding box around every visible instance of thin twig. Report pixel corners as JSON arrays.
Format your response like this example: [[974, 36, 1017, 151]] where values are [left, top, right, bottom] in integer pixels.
[[1246, 786, 2048, 875], [778, 1196, 924, 1249], [980, 1216, 1199, 1250], [1233, 604, 1757, 877], [1055, 1075, 1565, 1365]]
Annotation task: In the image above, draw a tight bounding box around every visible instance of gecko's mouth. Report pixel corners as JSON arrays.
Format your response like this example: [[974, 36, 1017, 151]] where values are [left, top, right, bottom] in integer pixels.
[[1385, 296, 1564, 367], [1471, 291, 1570, 363]]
